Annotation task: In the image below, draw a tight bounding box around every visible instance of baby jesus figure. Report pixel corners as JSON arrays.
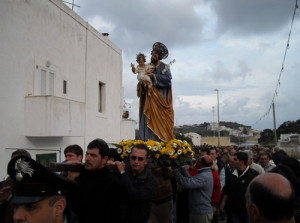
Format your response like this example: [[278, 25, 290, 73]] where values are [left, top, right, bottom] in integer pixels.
[[131, 53, 156, 97]]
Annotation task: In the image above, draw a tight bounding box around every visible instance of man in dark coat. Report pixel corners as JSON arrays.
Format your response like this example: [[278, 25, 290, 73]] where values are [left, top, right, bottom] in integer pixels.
[[115, 143, 158, 223], [71, 138, 124, 223], [220, 152, 259, 223]]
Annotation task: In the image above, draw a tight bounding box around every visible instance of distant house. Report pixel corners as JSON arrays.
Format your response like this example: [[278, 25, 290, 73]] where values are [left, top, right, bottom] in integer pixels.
[[278, 134, 300, 158], [184, 132, 201, 146], [0, 0, 135, 178]]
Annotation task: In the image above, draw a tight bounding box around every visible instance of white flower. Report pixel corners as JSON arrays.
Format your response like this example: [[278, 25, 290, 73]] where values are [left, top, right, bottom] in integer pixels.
[[153, 146, 158, 151], [117, 148, 123, 154], [177, 149, 182, 155], [147, 146, 152, 150], [173, 143, 177, 148], [127, 148, 131, 153], [169, 151, 174, 156], [178, 140, 183, 143], [183, 140, 187, 144]]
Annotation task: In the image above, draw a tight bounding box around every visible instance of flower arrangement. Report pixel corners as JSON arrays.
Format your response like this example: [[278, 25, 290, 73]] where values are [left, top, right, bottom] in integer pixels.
[[116, 139, 194, 167]]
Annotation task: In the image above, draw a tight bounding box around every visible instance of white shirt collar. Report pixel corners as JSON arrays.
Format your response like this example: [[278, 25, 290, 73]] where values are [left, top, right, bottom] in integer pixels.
[[232, 166, 249, 178]]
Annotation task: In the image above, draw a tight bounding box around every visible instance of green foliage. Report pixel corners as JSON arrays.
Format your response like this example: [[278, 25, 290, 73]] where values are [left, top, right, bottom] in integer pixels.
[[220, 130, 229, 136], [219, 121, 251, 130], [258, 129, 275, 144], [230, 135, 247, 144], [277, 119, 300, 136]]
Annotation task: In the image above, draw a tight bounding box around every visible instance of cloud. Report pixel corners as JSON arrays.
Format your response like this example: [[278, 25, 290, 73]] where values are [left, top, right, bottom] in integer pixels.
[[202, 59, 252, 82], [70, 0, 300, 131], [75, 0, 206, 55], [208, 0, 298, 36], [88, 16, 115, 33]]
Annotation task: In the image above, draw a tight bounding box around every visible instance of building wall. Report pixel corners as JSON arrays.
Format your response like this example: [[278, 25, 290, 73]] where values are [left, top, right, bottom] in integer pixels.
[[0, 0, 135, 178], [201, 137, 231, 147]]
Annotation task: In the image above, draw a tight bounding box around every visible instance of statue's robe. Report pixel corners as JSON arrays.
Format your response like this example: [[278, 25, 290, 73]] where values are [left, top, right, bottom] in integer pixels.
[[138, 62, 174, 142]]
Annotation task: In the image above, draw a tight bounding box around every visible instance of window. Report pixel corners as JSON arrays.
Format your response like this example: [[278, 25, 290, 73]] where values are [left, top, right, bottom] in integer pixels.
[[98, 82, 106, 113], [36, 153, 57, 167], [40, 68, 54, 95], [63, 80, 67, 94]]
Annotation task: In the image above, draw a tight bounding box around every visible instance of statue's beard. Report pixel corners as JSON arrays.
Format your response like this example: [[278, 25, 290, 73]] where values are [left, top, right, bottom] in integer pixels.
[[151, 57, 158, 64]]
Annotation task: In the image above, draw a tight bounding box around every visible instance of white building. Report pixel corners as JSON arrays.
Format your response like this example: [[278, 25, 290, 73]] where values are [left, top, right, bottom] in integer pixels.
[[0, 0, 135, 178], [278, 134, 300, 158], [184, 132, 201, 146]]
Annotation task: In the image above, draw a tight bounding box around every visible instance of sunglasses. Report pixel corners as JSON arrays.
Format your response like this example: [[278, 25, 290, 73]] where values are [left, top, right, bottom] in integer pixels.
[[130, 155, 145, 162]]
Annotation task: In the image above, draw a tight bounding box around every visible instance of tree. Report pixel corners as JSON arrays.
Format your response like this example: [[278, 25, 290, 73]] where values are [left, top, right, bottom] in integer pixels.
[[277, 119, 300, 137], [258, 129, 275, 145], [220, 130, 229, 136], [243, 127, 248, 135]]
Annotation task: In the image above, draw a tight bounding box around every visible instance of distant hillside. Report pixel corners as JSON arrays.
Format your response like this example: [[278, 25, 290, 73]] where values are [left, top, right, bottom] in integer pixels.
[[174, 122, 213, 137], [174, 121, 252, 137], [219, 121, 251, 130]]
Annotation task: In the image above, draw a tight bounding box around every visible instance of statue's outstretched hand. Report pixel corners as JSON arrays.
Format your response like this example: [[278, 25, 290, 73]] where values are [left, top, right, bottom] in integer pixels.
[[131, 63, 136, 73]]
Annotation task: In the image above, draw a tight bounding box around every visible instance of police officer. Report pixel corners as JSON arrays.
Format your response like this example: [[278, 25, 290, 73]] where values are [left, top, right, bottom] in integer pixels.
[[7, 155, 78, 223]]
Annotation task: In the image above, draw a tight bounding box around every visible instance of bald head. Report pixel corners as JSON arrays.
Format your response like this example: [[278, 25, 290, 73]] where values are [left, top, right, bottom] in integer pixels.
[[252, 173, 292, 198], [246, 173, 295, 222], [200, 155, 213, 168]]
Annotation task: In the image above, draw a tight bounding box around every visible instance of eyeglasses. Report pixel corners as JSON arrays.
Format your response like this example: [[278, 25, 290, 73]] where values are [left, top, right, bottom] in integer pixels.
[[130, 156, 145, 162]]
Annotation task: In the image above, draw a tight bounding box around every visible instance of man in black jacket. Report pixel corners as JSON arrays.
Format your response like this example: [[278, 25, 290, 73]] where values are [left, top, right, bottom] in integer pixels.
[[71, 138, 124, 223], [220, 152, 259, 223], [115, 143, 158, 223]]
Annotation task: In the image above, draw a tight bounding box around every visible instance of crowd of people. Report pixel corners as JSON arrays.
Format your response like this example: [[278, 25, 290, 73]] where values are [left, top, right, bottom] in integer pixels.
[[0, 141, 300, 223]]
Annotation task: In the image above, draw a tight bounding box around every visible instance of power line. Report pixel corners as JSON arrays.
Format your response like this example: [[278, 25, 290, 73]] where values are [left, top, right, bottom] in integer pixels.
[[252, 0, 299, 127]]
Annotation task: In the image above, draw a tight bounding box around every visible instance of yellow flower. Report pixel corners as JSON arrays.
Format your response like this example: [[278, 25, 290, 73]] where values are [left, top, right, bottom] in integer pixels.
[[191, 151, 195, 157], [117, 139, 193, 166]]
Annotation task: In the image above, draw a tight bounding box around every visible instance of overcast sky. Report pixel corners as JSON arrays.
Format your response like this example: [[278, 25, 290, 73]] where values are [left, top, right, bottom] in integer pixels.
[[69, 0, 300, 131]]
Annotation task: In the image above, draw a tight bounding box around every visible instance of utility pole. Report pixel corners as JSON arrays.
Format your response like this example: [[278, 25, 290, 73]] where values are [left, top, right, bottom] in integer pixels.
[[214, 89, 220, 147], [212, 106, 215, 137], [272, 102, 278, 143]]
